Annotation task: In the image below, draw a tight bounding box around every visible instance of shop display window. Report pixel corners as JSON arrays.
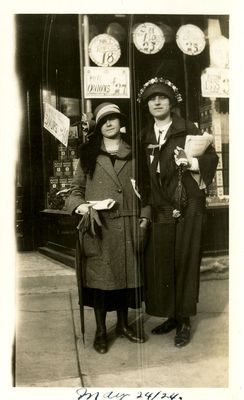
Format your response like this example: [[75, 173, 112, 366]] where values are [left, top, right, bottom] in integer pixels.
[[42, 89, 81, 211], [41, 14, 229, 213], [36, 14, 229, 259]]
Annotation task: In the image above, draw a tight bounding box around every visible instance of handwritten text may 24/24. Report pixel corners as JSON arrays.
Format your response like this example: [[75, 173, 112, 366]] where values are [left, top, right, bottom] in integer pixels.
[[75, 388, 183, 400]]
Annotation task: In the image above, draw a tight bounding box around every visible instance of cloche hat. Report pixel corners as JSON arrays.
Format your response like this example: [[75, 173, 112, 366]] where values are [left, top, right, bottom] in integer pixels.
[[137, 77, 183, 104], [94, 102, 127, 132]]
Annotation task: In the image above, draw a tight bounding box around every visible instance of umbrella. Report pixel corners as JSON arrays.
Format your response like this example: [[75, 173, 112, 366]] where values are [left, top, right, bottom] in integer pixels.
[[75, 209, 103, 344], [75, 230, 85, 345]]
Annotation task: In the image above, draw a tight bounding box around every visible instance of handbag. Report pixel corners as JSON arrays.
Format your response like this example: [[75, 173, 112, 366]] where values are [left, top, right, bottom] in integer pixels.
[[173, 165, 188, 212]]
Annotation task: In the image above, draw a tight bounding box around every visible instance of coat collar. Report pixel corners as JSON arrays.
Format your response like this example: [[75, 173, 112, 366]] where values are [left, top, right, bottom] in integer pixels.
[[142, 112, 190, 144], [114, 140, 132, 175], [100, 139, 132, 159], [97, 140, 132, 186]]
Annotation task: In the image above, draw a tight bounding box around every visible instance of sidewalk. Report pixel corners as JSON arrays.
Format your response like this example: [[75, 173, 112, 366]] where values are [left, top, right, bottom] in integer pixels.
[[15, 251, 229, 387]]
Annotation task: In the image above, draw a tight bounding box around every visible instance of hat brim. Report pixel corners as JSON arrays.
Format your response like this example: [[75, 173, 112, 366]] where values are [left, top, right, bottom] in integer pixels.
[[142, 83, 175, 104], [94, 111, 127, 133]]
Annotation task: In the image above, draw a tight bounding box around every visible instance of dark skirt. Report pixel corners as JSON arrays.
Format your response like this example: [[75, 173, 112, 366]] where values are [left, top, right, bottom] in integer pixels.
[[144, 199, 205, 318], [82, 286, 143, 311]]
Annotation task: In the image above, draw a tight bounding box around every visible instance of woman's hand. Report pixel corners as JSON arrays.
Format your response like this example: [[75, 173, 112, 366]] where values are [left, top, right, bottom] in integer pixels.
[[174, 146, 192, 168], [75, 203, 91, 215], [137, 218, 150, 253], [139, 217, 150, 229]]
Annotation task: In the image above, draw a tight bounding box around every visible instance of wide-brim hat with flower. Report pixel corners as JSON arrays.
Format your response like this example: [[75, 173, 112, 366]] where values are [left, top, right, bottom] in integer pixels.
[[94, 102, 127, 133], [137, 77, 183, 105]]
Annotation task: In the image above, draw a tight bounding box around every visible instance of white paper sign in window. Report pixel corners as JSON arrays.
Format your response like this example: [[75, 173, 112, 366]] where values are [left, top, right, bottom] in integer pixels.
[[210, 36, 229, 68], [201, 68, 229, 98], [133, 22, 165, 54], [84, 66, 130, 98], [88, 34, 121, 67], [43, 103, 70, 146], [176, 24, 206, 56]]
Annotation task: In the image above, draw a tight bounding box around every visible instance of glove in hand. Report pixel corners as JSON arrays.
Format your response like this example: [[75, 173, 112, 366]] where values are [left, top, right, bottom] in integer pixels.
[[174, 146, 190, 167], [137, 218, 150, 253], [77, 208, 102, 237], [89, 207, 102, 236]]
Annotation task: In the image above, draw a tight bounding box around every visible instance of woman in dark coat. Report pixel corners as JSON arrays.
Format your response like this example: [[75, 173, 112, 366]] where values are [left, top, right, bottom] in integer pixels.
[[137, 77, 218, 347], [66, 102, 151, 354]]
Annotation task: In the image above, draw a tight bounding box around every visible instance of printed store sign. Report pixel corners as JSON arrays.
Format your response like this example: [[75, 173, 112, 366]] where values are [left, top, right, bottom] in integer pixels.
[[84, 67, 130, 98], [88, 34, 121, 67], [43, 102, 70, 146], [133, 22, 165, 54], [201, 68, 229, 98]]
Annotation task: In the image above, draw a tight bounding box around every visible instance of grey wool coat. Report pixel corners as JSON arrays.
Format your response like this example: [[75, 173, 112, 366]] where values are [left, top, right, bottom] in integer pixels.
[[66, 140, 151, 291]]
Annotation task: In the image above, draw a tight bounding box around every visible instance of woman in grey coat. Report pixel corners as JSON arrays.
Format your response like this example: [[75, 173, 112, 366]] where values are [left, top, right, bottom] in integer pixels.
[[66, 102, 151, 354]]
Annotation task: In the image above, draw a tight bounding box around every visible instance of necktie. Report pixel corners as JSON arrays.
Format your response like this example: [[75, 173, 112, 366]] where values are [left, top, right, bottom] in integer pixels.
[[158, 130, 162, 145], [155, 130, 163, 180]]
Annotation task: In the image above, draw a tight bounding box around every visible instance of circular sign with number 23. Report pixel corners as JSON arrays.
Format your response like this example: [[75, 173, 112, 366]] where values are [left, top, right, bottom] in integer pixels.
[[133, 22, 165, 55]]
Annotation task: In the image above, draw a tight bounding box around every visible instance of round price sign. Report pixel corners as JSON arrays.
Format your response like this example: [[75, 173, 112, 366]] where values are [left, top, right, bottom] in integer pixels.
[[133, 22, 165, 55], [176, 24, 206, 56], [88, 34, 121, 67]]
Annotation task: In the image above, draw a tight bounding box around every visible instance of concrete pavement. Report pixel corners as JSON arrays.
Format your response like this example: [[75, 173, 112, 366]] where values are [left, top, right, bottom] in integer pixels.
[[15, 251, 229, 387]]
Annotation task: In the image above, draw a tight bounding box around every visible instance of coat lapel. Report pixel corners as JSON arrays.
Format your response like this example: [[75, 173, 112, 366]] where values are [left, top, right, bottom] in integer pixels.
[[114, 158, 127, 176], [114, 141, 132, 176], [96, 141, 132, 186], [143, 113, 192, 145], [143, 121, 157, 145], [96, 153, 121, 187], [164, 113, 198, 140]]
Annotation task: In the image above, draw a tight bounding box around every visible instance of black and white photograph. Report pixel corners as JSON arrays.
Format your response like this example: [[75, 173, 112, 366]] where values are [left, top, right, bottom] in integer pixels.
[[0, 1, 242, 399]]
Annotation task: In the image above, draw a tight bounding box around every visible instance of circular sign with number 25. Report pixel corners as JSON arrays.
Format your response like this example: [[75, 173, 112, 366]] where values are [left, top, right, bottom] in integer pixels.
[[176, 24, 206, 56]]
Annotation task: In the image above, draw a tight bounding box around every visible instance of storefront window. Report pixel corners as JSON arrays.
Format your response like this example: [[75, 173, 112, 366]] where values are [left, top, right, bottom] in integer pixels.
[[41, 14, 229, 212]]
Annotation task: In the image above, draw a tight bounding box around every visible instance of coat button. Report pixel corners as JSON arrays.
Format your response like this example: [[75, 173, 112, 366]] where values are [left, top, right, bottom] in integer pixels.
[[117, 188, 122, 193]]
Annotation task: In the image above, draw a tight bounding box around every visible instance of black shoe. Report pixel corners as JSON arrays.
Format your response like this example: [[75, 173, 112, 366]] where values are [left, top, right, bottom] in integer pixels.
[[116, 326, 147, 343], [174, 322, 191, 348], [151, 318, 178, 335], [93, 332, 108, 354]]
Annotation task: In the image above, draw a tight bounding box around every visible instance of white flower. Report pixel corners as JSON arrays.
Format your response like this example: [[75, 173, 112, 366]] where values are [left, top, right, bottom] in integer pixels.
[[172, 209, 181, 218], [137, 76, 183, 104]]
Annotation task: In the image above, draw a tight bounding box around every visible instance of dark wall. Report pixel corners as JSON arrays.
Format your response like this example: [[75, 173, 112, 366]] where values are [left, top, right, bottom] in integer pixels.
[[15, 14, 47, 250]]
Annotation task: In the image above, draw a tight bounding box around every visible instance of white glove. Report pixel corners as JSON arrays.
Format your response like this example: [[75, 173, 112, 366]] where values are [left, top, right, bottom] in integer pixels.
[[75, 203, 92, 215]]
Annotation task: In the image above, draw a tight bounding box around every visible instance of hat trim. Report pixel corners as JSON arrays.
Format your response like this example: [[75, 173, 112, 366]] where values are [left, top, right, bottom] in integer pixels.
[[95, 104, 121, 124], [137, 77, 183, 104]]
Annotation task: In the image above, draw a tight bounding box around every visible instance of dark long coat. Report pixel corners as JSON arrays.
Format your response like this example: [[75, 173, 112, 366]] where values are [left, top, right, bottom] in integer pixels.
[[66, 140, 150, 291], [141, 112, 218, 318]]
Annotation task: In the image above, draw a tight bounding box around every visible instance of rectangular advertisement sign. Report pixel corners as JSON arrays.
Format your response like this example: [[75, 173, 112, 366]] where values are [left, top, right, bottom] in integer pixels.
[[201, 67, 229, 98], [84, 66, 130, 98], [43, 103, 70, 147]]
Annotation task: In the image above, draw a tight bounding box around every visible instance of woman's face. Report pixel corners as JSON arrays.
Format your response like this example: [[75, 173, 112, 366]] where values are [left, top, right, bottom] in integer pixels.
[[100, 115, 121, 139], [147, 95, 171, 120]]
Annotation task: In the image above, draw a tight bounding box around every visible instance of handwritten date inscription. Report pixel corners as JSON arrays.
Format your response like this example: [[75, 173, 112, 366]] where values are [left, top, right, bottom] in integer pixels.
[[76, 388, 182, 400]]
